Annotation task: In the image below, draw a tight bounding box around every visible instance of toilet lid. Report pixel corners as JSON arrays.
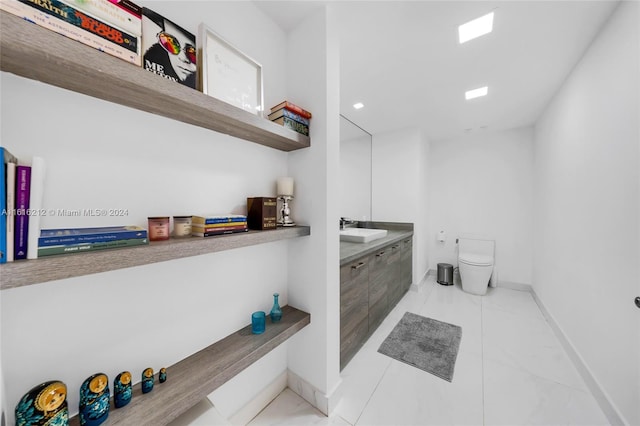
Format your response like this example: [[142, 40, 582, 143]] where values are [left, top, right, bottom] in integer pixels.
[[459, 254, 493, 266]]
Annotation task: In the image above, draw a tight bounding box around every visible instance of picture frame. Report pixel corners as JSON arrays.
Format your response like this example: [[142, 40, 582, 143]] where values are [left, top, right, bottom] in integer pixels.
[[197, 23, 264, 116]]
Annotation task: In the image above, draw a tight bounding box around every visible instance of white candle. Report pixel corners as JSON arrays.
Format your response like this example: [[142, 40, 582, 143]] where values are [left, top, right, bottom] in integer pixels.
[[277, 177, 294, 196]]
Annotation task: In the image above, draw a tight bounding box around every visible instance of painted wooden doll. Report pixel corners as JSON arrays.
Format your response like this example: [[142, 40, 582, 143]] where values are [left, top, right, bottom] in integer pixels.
[[114, 371, 132, 408], [15, 380, 68, 426], [79, 373, 109, 426], [159, 368, 167, 383], [141, 368, 154, 394]]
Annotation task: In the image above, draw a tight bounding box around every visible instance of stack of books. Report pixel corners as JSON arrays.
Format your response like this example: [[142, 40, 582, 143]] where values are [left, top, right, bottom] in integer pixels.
[[0, 0, 143, 66], [37, 226, 148, 257], [268, 101, 312, 136], [191, 214, 248, 237]]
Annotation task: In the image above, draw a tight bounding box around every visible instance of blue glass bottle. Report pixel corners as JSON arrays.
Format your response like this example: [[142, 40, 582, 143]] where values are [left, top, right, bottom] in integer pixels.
[[270, 293, 282, 323]]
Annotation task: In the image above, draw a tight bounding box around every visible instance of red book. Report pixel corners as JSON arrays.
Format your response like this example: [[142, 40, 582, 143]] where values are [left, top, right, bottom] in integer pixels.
[[270, 101, 312, 119]]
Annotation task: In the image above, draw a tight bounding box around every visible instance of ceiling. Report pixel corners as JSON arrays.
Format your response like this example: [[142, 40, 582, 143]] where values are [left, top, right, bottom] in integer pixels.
[[254, 1, 619, 141]]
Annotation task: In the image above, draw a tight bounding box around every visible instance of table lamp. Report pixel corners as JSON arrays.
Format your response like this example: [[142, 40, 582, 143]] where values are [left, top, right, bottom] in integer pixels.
[[276, 177, 295, 227]]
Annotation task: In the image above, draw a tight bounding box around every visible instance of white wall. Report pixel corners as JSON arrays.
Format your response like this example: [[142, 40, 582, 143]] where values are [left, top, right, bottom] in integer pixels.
[[533, 2, 639, 424], [372, 127, 430, 286], [0, 1, 299, 422], [428, 128, 534, 286], [286, 5, 342, 414]]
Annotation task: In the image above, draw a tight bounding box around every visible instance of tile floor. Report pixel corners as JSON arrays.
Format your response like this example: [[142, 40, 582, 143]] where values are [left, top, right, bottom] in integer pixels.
[[248, 275, 610, 426]]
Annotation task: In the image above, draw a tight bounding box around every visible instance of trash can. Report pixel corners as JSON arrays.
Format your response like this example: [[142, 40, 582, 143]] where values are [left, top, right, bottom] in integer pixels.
[[437, 263, 454, 286]]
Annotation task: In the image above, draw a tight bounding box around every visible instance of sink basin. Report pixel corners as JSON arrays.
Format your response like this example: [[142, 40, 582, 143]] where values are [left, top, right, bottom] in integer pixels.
[[340, 228, 388, 243]]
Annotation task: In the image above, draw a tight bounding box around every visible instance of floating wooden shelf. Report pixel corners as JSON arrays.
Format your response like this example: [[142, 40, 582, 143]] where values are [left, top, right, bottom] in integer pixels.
[[0, 226, 310, 290], [0, 11, 310, 152], [67, 305, 310, 426]]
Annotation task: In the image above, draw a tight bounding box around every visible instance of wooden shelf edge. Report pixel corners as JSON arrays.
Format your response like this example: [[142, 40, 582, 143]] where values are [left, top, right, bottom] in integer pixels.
[[0, 226, 311, 290], [67, 305, 310, 425], [0, 11, 310, 152]]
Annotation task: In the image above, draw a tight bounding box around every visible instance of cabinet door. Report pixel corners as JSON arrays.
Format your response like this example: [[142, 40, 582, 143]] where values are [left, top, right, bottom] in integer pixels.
[[400, 237, 413, 293], [368, 248, 390, 332], [386, 243, 403, 310], [340, 258, 369, 370]]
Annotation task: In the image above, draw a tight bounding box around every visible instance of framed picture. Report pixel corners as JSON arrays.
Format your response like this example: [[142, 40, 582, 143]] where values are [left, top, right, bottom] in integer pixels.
[[197, 23, 263, 116]]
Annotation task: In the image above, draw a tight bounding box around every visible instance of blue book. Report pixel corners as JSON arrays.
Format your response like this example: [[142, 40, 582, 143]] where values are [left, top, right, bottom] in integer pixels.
[[1, 147, 18, 264], [38, 226, 148, 247], [192, 215, 247, 225]]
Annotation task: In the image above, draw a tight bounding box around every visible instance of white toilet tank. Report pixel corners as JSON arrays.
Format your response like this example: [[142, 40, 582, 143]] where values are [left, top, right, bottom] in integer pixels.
[[458, 237, 495, 296]]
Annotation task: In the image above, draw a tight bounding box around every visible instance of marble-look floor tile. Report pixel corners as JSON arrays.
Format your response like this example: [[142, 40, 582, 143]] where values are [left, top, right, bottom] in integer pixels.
[[356, 348, 483, 426], [482, 304, 588, 391], [482, 287, 545, 321], [248, 389, 351, 426], [483, 358, 609, 426]]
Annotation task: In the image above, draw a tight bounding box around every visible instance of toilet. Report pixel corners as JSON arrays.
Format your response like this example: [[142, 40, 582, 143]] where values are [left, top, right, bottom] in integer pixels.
[[458, 237, 494, 296]]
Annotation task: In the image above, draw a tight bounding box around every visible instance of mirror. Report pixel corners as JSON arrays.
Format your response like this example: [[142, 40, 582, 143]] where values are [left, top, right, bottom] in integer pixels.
[[339, 115, 372, 221]]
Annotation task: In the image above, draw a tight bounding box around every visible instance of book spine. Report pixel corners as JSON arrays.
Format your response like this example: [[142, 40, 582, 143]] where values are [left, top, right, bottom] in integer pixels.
[[1, 0, 141, 65], [192, 217, 247, 225], [282, 116, 309, 136], [191, 222, 247, 229], [38, 237, 148, 257], [5, 162, 17, 262], [14, 165, 31, 260], [38, 229, 148, 247], [193, 229, 249, 238], [26, 156, 45, 259], [62, 0, 142, 36], [282, 109, 310, 126], [272, 101, 312, 119], [0, 147, 16, 264], [191, 225, 247, 233], [107, 0, 142, 18]]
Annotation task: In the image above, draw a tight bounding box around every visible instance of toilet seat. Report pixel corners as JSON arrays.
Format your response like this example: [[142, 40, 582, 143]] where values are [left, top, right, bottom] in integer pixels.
[[459, 253, 493, 267]]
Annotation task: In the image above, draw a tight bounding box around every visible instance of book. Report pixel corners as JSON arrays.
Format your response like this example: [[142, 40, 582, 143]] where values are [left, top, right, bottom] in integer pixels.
[[1, 0, 141, 65], [270, 101, 312, 119], [191, 224, 247, 233], [26, 156, 45, 259], [247, 197, 277, 230], [38, 237, 148, 257], [5, 162, 17, 262], [14, 165, 31, 260], [191, 214, 247, 225], [272, 116, 309, 136], [141, 7, 197, 89], [39, 225, 148, 247], [191, 222, 247, 230], [0, 147, 18, 264], [267, 108, 310, 126], [192, 228, 249, 238], [63, 0, 142, 37]]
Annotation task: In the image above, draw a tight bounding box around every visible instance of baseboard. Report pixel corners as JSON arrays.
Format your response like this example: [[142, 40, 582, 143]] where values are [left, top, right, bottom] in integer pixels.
[[227, 371, 287, 425], [530, 290, 627, 426], [496, 280, 532, 292], [411, 270, 431, 291], [287, 370, 342, 416]]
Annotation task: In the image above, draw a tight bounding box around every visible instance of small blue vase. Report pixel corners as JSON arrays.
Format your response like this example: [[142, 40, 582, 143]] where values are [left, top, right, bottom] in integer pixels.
[[270, 293, 282, 323]]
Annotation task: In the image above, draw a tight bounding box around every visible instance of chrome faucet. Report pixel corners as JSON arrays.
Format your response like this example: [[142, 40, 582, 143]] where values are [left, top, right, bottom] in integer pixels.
[[340, 217, 356, 230]]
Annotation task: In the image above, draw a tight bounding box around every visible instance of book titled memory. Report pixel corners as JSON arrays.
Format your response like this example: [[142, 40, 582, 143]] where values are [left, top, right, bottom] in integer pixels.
[[142, 7, 197, 89]]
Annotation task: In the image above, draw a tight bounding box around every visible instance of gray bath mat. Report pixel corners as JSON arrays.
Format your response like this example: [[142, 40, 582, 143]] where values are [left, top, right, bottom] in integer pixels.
[[378, 312, 462, 382]]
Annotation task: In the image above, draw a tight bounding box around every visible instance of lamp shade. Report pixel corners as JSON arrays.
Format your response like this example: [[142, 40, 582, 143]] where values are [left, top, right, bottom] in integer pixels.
[[276, 177, 294, 196]]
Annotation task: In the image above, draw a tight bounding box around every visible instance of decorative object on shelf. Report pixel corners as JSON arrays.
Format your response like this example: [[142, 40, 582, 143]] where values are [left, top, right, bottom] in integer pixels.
[[79, 373, 110, 426], [251, 311, 266, 334], [172, 216, 192, 238], [114, 371, 132, 409], [148, 217, 170, 241], [270, 293, 282, 323], [142, 7, 197, 88], [191, 214, 248, 237], [247, 197, 277, 230], [141, 368, 154, 393], [276, 177, 295, 227], [197, 23, 263, 115], [269, 101, 312, 136], [15, 380, 68, 426], [159, 367, 167, 383], [38, 225, 149, 257]]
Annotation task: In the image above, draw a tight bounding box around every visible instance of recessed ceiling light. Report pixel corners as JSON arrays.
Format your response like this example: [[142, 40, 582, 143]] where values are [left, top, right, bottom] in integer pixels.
[[465, 86, 488, 100], [353, 102, 364, 110], [459, 12, 494, 44]]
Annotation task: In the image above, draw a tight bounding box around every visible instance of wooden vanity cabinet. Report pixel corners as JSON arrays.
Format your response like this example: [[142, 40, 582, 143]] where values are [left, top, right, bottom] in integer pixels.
[[340, 235, 413, 370]]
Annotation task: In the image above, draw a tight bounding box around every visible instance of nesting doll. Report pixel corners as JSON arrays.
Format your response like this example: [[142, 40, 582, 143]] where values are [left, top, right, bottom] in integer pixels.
[[79, 373, 109, 426], [141, 368, 154, 394], [15, 380, 69, 426], [159, 368, 167, 383], [114, 371, 132, 408]]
